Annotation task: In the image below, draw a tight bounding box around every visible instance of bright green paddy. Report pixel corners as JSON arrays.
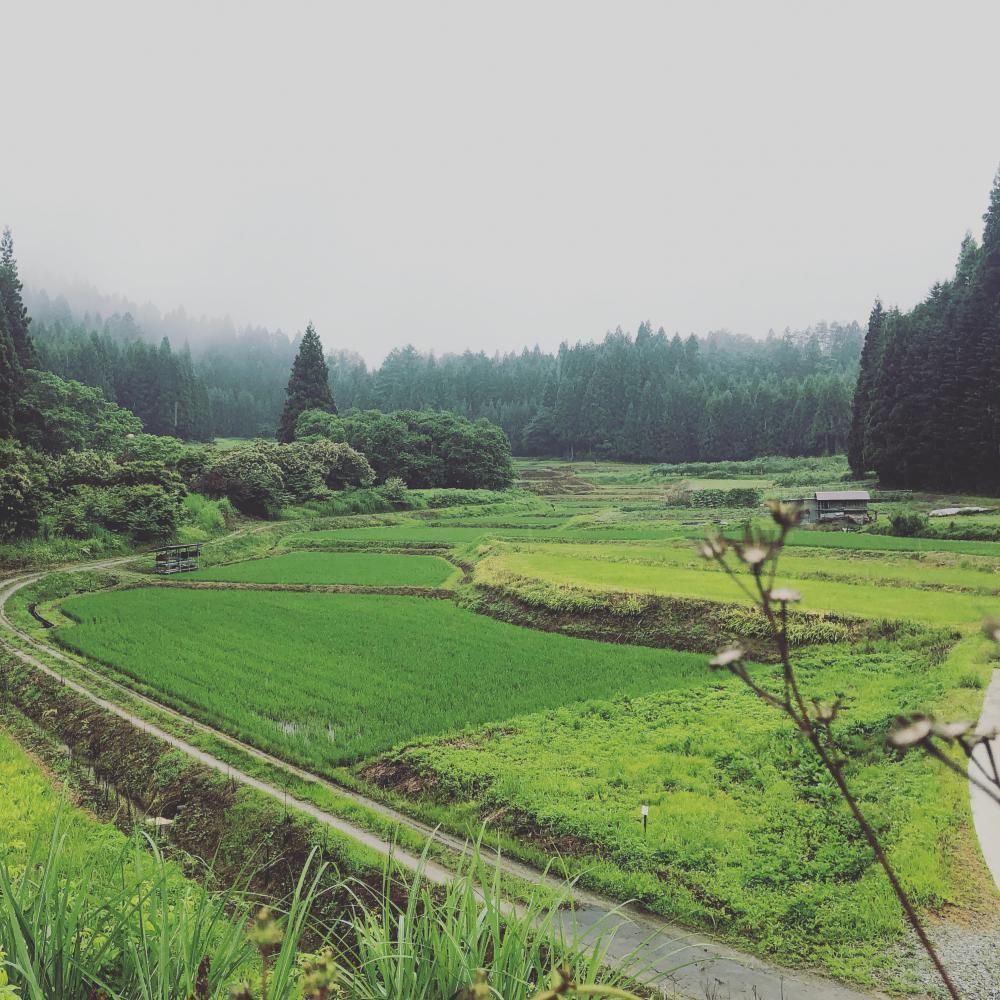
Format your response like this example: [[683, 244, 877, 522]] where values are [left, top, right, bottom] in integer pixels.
[[187, 550, 461, 587]]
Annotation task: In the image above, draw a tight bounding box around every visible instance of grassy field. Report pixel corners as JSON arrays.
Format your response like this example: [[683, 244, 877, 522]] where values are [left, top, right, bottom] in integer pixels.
[[53, 588, 709, 767], [486, 545, 998, 629], [186, 550, 461, 587], [0, 725, 135, 876], [496, 538, 1000, 593], [377, 634, 991, 976], [29, 454, 1000, 986]]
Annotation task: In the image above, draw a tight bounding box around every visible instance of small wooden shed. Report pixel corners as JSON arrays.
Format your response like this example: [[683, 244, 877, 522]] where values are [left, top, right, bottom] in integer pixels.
[[783, 491, 873, 525], [154, 543, 203, 574]]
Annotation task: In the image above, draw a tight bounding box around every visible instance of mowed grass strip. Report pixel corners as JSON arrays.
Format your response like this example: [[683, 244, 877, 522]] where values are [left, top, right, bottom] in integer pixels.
[[53, 589, 706, 768], [493, 549, 997, 629], [186, 551, 461, 587]]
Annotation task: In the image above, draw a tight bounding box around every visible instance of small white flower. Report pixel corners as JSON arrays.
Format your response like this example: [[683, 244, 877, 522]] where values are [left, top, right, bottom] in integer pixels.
[[889, 717, 933, 748], [769, 587, 801, 604], [932, 720, 973, 741], [709, 645, 745, 669], [740, 544, 770, 567]]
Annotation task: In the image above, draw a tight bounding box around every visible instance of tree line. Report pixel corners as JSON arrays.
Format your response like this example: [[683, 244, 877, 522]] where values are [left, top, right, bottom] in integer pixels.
[[849, 168, 1000, 491], [329, 324, 860, 461], [28, 288, 862, 462]]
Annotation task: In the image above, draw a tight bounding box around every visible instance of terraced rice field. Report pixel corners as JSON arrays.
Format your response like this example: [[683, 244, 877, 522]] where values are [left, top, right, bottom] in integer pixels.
[[186, 550, 461, 587], [53, 588, 707, 766], [35, 457, 1000, 986], [485, 544, 999, 629]]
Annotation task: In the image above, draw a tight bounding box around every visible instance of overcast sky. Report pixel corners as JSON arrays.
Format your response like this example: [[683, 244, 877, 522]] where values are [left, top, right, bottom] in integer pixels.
[[5, 1, 1000, 363]]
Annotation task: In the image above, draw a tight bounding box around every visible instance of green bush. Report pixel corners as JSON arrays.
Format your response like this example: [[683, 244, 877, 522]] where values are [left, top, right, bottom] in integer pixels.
[[377, 476, 410, 507], [0, 441, 43, 539], [689, 487, 763, 509], [888, 511, 929, 537], [195, 440, 375, 515]]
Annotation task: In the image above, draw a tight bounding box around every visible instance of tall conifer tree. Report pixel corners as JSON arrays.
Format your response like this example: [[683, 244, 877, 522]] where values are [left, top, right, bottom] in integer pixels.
[[0, 227, 39, 369], [277, 322, 336, 443], [0, 289, 18, 435]]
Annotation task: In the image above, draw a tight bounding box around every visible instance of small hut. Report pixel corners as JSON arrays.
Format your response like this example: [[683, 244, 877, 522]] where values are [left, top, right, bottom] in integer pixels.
[[153, 542, 203, 574], [782, 491, 873, 525]]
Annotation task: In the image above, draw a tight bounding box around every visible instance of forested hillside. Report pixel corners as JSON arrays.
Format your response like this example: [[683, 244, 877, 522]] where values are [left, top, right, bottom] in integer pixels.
[[849, 169, 1000, 490], [28, 283, 861, 461], [329, 324, 860, 461]]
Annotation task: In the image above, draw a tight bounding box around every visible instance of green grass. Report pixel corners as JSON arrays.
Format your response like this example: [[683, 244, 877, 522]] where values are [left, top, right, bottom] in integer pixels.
[[508, 539, 1000, 595], [490, 547, 996, 629], [185, 551, 461, 587], [0, 725, 133, 875], [782, 529, 1000, 556], [375, 634, 993, 980], [289, 525, 507, 546], [52, 588, 709, 768]]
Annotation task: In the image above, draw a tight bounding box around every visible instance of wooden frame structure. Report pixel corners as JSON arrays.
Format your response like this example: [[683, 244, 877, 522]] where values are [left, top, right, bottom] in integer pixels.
[[154, 543, 203, 575]]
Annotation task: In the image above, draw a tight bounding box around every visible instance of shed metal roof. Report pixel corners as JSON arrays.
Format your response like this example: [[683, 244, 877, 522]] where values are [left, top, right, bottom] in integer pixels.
[[814, 490, 871, 502]]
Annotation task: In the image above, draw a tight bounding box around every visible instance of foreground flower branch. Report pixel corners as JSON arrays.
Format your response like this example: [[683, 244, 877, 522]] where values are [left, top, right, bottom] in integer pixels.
[[701, 502, 962, 1000]]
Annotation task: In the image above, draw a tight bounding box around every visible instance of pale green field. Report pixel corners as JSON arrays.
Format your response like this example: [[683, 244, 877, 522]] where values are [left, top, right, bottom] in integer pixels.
[[186, 550, 461, 587], [513, 540, 1000, 594], [489, 547, 997, 629]]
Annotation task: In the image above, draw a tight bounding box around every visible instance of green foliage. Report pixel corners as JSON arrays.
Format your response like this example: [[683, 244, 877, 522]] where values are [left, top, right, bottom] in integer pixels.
[[377, 475, 409, 506], [337, 844, 635, 1000], [0, 440, 42, 539], [331, 409, 515, 489], [380, 633, 985, 975], [851, 170, 1000, 490], [294, 407, 345, 442], [198, 442, 285, 516], [0, 227, 38, 372], [276, 323, 336, 444], [304, 438, 375, 490], [14, 369, 143, 454], [0, 728, 254, 999], [887, 511, 929, 537], [689, 487, 763, 509], [0, 718, 636, 1000], [181, 491, 232, 534], [54, 483, 182, 539], [195, 439, 375, 516], [0, 289, 18, 437], [492, 537, 1000, 629]]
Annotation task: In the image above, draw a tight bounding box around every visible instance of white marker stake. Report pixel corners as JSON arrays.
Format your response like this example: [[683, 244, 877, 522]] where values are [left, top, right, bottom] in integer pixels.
[[641, 803, 648, 837]]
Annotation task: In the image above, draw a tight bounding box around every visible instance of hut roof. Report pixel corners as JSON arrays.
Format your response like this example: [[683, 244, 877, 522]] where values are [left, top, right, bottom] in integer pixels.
[[814, 490, 871, 502]]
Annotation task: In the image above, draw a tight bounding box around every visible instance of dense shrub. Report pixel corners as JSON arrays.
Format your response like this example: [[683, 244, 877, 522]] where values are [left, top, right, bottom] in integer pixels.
[[0, 441, 42, 539], [194, 439, 375, 516], [14, 369, 143, 454], [54, 484, 182, 539], [377, 476, 410, 507], [296, 407, 515, 490], [195, 442, 286, 517], [887, 511, 929, 537], [689, 487, 763, 509], [294, 408, 344, 441]]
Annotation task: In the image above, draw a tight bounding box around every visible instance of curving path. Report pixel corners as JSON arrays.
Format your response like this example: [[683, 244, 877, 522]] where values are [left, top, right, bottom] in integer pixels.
[[0, 552, 887, 1000]]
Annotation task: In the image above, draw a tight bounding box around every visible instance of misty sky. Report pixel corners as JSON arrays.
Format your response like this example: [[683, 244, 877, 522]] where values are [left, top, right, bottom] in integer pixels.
[[5, 1, 1000, 363]]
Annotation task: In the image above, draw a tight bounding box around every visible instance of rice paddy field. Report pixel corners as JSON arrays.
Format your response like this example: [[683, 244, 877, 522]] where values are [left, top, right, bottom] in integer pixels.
[[185, 550, 461, 587], [53, 588, 708, 766], [34, 455, 1000, 987], [480, 543, 1000, 629]]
